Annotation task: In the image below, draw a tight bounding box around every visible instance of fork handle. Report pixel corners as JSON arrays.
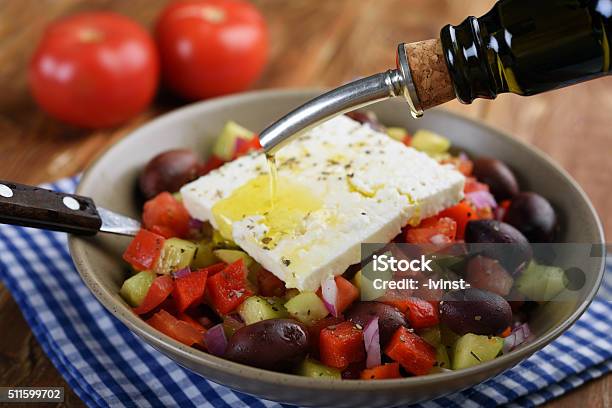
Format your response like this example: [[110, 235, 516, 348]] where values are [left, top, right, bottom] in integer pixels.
[[0, 180, 101, 235]]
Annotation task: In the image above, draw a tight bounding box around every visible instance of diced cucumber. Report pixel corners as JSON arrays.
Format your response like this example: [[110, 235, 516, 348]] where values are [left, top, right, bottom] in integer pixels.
[[435, 344, 451, 370], [452, 334, 503, 370], [411, 129, 451, 155], [386, 127, 408, 141], [419, 326, 442, 347], [419, 327, 450, 370], [440, 324, 460, 360], [120, 271, 155, 307], [212, 229, 239, 249], [155, 238, 198, 274], [213, 249, 254, 268], [515, 261, 567, 301], [297, 358, 342, 379], [351, 270, 362, 291], [212, 121, 256, 161], [360, 251, 393, 301], [285, 292, 329, 325], [191, 240, 217, 269], [237, 296, 288, 325]]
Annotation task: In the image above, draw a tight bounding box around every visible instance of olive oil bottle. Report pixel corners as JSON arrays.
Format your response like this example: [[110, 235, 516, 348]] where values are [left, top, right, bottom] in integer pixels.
[[440, 0, 611, 103]]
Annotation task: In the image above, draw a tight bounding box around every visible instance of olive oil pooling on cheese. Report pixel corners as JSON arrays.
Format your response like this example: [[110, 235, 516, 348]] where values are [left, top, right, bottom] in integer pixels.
[[211, 153, 322, 249]]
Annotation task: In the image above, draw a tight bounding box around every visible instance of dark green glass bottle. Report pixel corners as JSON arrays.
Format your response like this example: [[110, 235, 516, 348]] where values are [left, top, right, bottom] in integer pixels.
[[440, 0, 611, 104]]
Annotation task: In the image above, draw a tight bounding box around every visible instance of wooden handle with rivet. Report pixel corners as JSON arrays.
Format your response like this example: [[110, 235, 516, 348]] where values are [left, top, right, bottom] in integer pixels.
[[0, 180, 102, 235]]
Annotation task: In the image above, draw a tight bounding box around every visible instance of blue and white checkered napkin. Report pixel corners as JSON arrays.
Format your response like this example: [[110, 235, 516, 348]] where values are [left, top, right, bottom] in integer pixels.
[[0, 177, 610, 408]]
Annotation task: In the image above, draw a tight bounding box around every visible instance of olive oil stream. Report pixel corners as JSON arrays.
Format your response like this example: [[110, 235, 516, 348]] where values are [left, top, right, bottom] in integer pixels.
[[266, 153, 278, 209]]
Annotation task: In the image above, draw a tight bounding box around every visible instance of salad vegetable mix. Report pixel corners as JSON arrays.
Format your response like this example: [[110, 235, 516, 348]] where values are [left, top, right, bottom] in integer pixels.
[[120, 111, 563, 379]]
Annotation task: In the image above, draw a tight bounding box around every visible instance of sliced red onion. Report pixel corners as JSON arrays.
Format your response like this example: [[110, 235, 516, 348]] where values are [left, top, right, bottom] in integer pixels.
[[188, 218, 205, 239], [466, 190, 498, 209], [204, 323, 228, 356], [172, 267, 191, 279], [363, 317, 381, 368], [459, 152, 470, 161], [503, 322, 532, 354], [321, 276, 339, 317], [188, 218, 204, 230]]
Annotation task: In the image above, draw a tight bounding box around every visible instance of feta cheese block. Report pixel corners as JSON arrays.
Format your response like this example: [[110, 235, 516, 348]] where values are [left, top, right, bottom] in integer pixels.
[[181, 115, 464, 291]]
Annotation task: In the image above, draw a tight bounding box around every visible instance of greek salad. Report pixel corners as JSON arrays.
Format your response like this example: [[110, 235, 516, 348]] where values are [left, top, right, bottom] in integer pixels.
[[119, 111, 563, 379]]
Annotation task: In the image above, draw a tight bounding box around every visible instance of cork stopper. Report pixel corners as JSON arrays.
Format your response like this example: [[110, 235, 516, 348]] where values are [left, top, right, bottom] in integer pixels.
[[405, 39, 455, 110]]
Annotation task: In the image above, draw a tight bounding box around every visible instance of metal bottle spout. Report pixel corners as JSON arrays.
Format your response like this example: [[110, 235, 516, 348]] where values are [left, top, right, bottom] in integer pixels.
[[258, 43, 424, 154]]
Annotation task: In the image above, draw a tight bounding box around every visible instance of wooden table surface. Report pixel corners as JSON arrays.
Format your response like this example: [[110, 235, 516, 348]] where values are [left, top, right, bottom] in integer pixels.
[[0, 0, 609, 406]]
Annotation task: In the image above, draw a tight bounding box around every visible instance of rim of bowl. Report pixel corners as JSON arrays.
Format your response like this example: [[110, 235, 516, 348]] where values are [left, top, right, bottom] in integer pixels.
[[69, 88, 606, 391]]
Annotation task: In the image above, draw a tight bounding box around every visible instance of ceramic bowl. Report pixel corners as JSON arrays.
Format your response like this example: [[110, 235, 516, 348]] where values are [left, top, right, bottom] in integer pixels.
[[69, 90, 605, 407]]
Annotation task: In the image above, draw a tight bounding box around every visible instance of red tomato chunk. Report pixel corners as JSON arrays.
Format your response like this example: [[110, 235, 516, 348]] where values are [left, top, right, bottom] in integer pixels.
[[437, 201, 478, 240], [404, 217, 457, 244], [206, 260, 252, 314], [143, 192, 191, 238], [146, 309, 206, 348], [122, 229, 165, 271], [172, 269, 209, 312], [133, 275, 174, 315]]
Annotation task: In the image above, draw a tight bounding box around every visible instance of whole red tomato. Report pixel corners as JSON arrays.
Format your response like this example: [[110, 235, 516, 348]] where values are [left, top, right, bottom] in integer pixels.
[[155, 0, 268, 100], [29, 13, 159, 128]]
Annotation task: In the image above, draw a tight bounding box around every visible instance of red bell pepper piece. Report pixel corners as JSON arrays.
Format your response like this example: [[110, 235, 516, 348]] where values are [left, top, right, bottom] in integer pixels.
[[172, 269, 209, 312], [319, 321, 366, 369], [360, 362, 402, 380], [146, 309, 206, 347], [122, 229, 165, 271], [133, 275, 174, 315], [142, 192, 191, 238], [403, 297, 439, 329], [256, 268, 286, 297], [385, 326, 436, 375], [437, 201, 478, 240], [202, 262, 227, 277], [206, 260, 252, 314], [308, 316, 345, 355], [404, 217, 457, 244]]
